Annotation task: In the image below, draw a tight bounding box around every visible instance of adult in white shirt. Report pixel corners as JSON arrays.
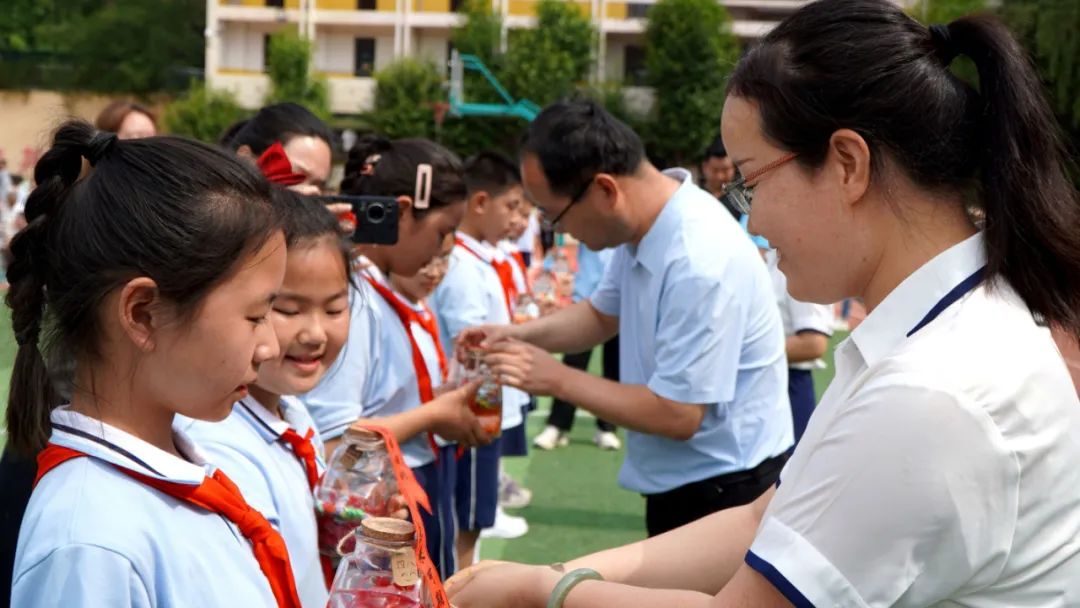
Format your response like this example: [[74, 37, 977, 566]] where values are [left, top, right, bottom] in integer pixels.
[[764, 249, 834, 445], [461, 100, 792, 538], [445, 1, 1080, 606]]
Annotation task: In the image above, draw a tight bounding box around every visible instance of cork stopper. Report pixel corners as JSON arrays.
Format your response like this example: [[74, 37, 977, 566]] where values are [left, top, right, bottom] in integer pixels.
[[344, 426, 384, 443], [360, 517, 416, 543]]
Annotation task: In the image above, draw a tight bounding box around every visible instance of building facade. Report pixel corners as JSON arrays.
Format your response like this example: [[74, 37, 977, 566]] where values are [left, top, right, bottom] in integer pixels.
[[204, 0, 888, 114]]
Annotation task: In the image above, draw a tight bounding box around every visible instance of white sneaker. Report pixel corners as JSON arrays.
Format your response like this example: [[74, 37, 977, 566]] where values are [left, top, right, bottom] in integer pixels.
[[498, 473, 533, 509], [532, 425, 565, 450], [480, 507, 529, 539], [594, 430, 621, 451]]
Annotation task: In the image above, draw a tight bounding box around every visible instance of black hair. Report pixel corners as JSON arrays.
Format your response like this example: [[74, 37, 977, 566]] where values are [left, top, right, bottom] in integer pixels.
[[463, 150, 521, 198], [520, 100, 646, 199], [270, 186, 354, 283], [5, 121, 278, 455], [223, 103, 333, 155], [219, 118, 251, 147], [728, 0, 1080, 338], [340, 135, 467, 218], [703, 136, 727, 160]]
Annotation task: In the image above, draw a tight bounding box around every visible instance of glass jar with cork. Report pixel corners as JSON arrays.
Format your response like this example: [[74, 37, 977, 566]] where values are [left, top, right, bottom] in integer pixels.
[[316, 427, 399, 562], [328, 517, 430, 608]]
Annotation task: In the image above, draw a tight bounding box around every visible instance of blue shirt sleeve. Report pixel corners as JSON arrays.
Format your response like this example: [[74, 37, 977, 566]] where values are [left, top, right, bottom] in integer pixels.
[[648, 265, 744, 405], [588, 248, 624, 317], [12, 544, 153, 608]]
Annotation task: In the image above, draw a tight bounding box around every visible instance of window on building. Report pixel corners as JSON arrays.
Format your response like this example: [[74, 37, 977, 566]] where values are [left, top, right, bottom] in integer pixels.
[[358, 0, 377, 9], [266, 0, 285, 7], [450, 0, 465, 11], [355, 38, 377, 77], [624, 44, 646, 85], [628, 2, 650, 18]]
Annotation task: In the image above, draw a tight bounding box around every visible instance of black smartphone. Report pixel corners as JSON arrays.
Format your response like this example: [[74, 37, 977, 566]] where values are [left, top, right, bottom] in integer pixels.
[[314, 195, 400, 245]]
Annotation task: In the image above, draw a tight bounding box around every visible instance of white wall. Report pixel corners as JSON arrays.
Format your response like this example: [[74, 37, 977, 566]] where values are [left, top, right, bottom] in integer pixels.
[[605, 38, 627, 82], [327, 77, 378, 114], [413, 29, 450, 67], [212, 73, 272, 109], [315, 29, 356, 74], [220, 21, 278, 71]]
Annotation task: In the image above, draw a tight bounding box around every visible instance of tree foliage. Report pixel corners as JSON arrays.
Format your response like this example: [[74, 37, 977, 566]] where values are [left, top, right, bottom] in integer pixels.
[[644, 0, 740, 166], [450, 0, 503, 66], [2, 0, 204, 95], [1001, 0, 1080, 134], [264, 29, 331, 120], [501, 0, 595, 107], [163, 80, 247, 143], [369, 59, 444, 140]]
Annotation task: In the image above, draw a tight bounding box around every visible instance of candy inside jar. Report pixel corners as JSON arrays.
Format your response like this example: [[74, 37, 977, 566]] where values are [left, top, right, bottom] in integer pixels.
[[328, 518, 430, 608], [316, 427, 398, 563]]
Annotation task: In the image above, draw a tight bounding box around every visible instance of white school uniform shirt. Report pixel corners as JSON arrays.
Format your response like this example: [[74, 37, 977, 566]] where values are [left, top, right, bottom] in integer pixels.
[[589, 168, 792, 494], [432, 232, 529, 427], [497, 239, 529, 295], [747, 233, 1080, 607], [389, 283, 452, 448], [179, 395, 328, 608], [765, 249, 834, 371], [515, 210, 540, 254], [13, 408, 279, 608], [313, 261, 440, 468], [432, 232, 528, 430]]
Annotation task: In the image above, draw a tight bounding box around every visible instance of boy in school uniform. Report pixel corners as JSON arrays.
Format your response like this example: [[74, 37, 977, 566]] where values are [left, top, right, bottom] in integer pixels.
[[432, 151, 532, 566], [495, 199, 536, 509]]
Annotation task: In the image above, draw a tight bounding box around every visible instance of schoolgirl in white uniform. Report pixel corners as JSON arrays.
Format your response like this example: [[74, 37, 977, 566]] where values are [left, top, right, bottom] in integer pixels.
[[387, 245, 459, 576], [10, 123, 301, 607], [443, 1, 1080, 606], [182, 191, 352, 607], [301, 136, 490, 579]]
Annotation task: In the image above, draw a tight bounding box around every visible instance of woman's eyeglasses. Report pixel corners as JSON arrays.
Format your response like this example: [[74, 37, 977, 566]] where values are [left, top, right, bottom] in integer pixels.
[[720, 153, 798, 215]]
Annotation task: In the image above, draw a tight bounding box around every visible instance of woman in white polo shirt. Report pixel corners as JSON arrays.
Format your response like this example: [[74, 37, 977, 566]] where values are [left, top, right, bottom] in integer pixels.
[[444, 0, 1080, 606]]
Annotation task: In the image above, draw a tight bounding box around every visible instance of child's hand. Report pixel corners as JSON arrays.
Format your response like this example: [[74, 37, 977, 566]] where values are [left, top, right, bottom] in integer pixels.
[[455, 324, 521, 356], [428, 380, 491, 447], [388, 494, 409, 520]]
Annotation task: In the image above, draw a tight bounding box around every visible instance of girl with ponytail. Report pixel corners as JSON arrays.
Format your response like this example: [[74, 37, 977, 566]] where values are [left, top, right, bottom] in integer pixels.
[[7, 121, 304, 607]]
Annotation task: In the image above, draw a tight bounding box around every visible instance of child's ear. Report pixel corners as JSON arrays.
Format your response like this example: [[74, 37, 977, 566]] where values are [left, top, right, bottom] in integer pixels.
[[117, 277, 163, 353], [468, 191, 489, 215]]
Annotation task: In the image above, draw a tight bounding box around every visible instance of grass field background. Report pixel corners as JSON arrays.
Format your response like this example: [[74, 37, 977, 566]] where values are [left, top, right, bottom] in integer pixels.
[[0, 312, 845, 564]]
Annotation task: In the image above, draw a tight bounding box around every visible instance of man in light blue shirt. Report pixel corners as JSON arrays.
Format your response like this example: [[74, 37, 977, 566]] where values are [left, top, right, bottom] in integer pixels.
[[468, 100, 793, 536]]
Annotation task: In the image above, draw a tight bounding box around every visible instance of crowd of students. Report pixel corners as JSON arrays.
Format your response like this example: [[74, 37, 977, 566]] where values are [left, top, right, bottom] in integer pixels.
[[0, 92, 557, 606], [3, 0, 1080, 606]]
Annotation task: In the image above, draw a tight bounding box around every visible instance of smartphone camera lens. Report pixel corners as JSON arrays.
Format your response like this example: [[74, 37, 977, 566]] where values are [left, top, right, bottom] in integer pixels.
[[365, 202, 386, 224]]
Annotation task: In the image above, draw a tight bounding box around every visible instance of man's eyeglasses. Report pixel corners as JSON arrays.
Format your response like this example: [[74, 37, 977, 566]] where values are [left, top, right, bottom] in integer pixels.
[[541, 176, 594, 231], [720, 153, 798, 215]]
